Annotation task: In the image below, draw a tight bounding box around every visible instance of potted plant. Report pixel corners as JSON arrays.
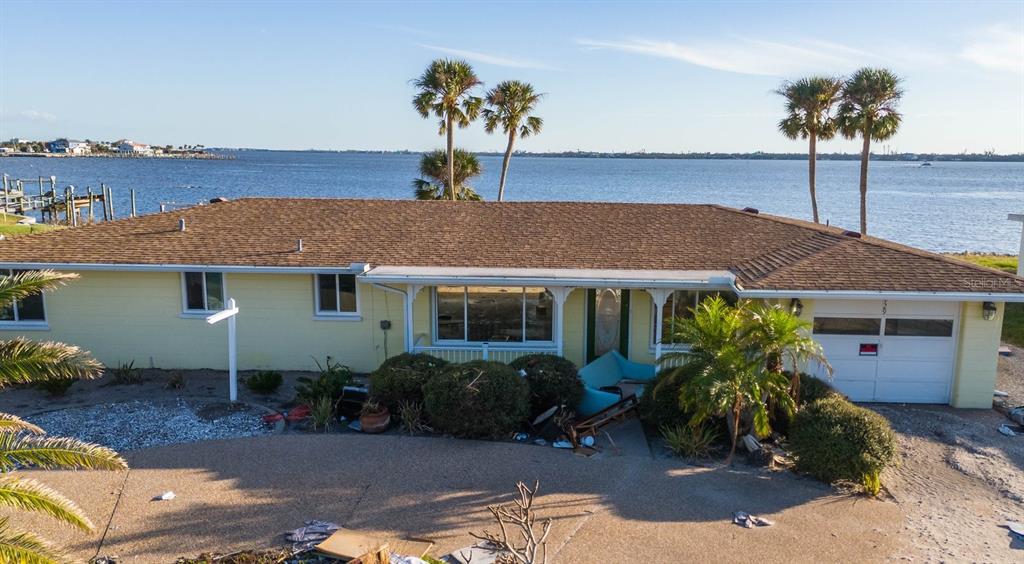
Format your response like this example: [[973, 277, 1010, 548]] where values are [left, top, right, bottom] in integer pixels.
[[359, 400, 390, 433]]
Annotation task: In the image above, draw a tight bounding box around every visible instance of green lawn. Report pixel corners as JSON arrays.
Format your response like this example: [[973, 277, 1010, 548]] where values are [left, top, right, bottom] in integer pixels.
[[0, 213, 59, 238], [949, 254, 1022, 347]]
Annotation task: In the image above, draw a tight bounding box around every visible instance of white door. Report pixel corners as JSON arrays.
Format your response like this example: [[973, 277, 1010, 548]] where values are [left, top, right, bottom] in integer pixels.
[[811, 300, 958, 403]]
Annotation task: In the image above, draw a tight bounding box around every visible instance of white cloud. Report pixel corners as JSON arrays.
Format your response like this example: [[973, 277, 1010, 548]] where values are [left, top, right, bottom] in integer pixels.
[[576, 36, 886, 76], [418, 44, 554, 70], [960, 25, 1024, 74], [19, 109, 57, 122]]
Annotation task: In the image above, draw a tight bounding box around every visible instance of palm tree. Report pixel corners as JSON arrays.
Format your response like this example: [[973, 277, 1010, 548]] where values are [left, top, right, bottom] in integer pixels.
[[0, 270, 126, 563], [412, 59, 483, 200], [482, 81, 544, 201], [837, 68, 903, 235], [742, 301, 832, 402], [776, 77, 843, 223], [413, 149, 483, 201], [662, 297, 822, 463]]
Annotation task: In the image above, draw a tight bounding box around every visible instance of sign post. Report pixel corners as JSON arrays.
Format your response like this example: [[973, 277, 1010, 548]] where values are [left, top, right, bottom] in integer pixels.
[[206, 298, 240, 401], [1010, 214, 1024, 277]]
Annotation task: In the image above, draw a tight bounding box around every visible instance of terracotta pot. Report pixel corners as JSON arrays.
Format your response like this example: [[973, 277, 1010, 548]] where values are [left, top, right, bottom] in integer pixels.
[[359, 408, 390, 433]]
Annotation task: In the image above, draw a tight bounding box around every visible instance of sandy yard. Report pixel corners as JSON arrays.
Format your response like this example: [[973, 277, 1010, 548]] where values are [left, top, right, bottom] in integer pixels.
[[2, 356, 1022, 561]]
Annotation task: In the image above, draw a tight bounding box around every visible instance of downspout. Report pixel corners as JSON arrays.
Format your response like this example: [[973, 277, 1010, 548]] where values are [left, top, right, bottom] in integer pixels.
[[371, 283, 413, 353]]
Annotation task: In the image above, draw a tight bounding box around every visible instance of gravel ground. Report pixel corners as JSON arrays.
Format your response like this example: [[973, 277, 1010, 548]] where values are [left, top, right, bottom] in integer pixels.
[[997, 344, 1024, 409], [28, 399, 271, 452]]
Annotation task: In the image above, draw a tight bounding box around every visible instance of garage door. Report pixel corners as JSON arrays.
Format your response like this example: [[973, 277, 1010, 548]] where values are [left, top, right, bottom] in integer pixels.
[[810, 300, 958, 403]]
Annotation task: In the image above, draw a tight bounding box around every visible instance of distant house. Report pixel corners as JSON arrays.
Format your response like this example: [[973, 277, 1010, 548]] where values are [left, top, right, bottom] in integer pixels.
[[49, 139, 91, 155], [116, 140, 153, 156], [0, 147, 13, 154]]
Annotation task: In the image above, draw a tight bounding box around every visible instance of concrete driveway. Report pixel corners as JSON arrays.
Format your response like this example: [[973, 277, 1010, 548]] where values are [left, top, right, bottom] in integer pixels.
[[14, 433, 902, 563]]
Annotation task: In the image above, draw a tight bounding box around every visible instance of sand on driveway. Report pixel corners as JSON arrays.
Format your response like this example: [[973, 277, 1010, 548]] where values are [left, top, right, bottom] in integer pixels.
[[10, 433, 902, 563]]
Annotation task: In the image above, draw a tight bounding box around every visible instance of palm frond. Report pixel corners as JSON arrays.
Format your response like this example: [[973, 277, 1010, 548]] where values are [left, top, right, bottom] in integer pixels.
[[0, 271, 77, 310], [0, 338, 103, 388], [0, 518, 64, 564], [0, 433, 127, 473], [0, 413, 43, 435], [0, 476, 93, 531]]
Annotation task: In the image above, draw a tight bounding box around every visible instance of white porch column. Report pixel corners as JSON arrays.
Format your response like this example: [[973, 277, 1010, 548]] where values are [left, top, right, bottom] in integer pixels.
[[548, 287, 574, 358], [405, 284, 424, 353], [1010, 213, 1024, 277], [645, 289, 671, 362]]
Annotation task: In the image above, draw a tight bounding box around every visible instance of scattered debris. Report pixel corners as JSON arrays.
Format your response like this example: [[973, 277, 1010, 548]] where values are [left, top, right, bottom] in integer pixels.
[[442, 544, 502, 564], [152, 491, 176, 501], [285, 520, 340, 546], [552, 440, 572, 449], [1005, 521, 1024, 539], [580, 435, 595, 447], [532, 438, 547, 446], [315, 528, 433, 561], [998, 424, 1018, 437], [998, 345, 1012, 357], [347, 420, 362, 432], [1008, 406, 1024, 427], [733, 511, 775, 528], [513, 432, 529, 442], [994, 390, 1010, 398]]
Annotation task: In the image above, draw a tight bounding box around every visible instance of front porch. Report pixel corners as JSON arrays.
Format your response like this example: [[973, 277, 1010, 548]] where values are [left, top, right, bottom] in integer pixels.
[[360, 266, 738, 369]]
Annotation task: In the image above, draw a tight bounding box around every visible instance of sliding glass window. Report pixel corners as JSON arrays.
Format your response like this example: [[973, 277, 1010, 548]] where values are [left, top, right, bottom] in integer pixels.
[[435, 286, 553, 343]]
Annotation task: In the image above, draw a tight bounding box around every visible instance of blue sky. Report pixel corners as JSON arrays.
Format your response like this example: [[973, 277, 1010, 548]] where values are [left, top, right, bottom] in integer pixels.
[[1, 1, 1022, 153]]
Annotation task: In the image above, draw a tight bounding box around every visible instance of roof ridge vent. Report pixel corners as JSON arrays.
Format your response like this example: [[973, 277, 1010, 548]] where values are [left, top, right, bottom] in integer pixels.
[[178, 218, 185, 232], [741, 207, 759, 214], [842, 230, 861, 238]]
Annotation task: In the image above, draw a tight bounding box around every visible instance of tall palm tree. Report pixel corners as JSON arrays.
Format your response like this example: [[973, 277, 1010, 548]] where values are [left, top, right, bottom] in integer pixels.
[[412, 59, 483, 200], [776, 77, 843, 223], [0, 270, 126, 563], [837, 68, 903, 235], [413, 149, 483, 201], [482, 81, 544, 201]]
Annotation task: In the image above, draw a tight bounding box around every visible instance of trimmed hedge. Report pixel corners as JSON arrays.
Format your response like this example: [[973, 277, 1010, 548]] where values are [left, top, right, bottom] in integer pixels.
[[423, 360, 529, 438], [508, 354, 582, 416], [638, 364, 700, 429], [370, 353, 449, 411], [789, 396, 898, 495], [795, 372, 843, 406]]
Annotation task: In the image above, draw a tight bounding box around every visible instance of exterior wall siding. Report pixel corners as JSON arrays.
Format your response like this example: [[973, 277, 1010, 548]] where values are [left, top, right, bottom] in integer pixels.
[[952, 301, 1004, 408], [0, 271, 406, 373]]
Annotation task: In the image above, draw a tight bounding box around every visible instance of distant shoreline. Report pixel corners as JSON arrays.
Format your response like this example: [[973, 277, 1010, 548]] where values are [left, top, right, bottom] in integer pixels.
[[213, 148, 1024, 163], [0, 152, 229, 160]]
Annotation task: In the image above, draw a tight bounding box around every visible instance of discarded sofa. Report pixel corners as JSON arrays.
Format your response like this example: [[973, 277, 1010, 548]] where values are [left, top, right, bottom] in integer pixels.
[[576, 350, 657, 417]]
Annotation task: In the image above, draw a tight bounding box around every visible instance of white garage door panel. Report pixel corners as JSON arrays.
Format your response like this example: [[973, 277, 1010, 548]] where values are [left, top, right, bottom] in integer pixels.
[[811, 300, 957, 404], [874, 378, 951, 403]]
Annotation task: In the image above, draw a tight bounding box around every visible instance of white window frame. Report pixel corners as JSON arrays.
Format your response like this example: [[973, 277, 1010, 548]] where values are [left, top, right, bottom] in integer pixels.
[[180, 271, 227, 316], [431, 286, 555, 347], [313, 273, 361, 320], [0, 269, 49, 330], [650, 290, 736, 351]]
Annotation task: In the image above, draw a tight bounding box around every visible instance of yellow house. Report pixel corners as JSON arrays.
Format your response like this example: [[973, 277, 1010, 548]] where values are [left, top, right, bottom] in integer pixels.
[[0, 198, 1020, 408]]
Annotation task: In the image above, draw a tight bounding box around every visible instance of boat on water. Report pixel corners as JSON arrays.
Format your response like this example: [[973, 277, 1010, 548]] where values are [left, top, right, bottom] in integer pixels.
[[920, 162, 933, 167]]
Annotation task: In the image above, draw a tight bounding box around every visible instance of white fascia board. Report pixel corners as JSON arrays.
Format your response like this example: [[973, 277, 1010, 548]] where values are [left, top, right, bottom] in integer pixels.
[[359, 266, 737, 289], [738, 289, 1024, 302], [0, 262, 365, 275]]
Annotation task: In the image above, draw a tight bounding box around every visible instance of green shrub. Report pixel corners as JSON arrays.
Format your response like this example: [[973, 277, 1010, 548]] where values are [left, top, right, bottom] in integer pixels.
[[309, 396, 335, 432], [508, 354, 582, 417], [794, 372, 843, 406], [165, 371, 186, 390], [295, 358, 352, 405], [660, 422, 719, 459], [246, 371, 283, 395], [423, 360, 529, 438], [789, 396, 898, 495], [109, 360, 143, 385], [638, 364, 700, 429], [369, 353, 449, 411], [37, 378, 74, 397]]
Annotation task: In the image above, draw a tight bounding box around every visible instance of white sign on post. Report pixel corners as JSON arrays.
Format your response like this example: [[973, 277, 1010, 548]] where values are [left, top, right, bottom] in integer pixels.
[[206, 298, 240, 402]]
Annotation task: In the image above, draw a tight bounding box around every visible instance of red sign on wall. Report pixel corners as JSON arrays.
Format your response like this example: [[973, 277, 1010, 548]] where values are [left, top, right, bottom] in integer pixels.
[[859, 343, 879, 356]]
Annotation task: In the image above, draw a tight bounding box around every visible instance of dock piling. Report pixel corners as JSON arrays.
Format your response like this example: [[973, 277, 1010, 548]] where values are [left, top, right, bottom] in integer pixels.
[[130, 189, 137, 217]]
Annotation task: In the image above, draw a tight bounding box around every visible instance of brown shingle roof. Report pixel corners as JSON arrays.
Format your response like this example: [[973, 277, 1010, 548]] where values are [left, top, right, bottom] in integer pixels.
[[0, 198, 1021, 295]]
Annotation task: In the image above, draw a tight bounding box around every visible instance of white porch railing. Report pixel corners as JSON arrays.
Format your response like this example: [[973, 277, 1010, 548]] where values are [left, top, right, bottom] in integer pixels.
[[413, 343, 557, 364]]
